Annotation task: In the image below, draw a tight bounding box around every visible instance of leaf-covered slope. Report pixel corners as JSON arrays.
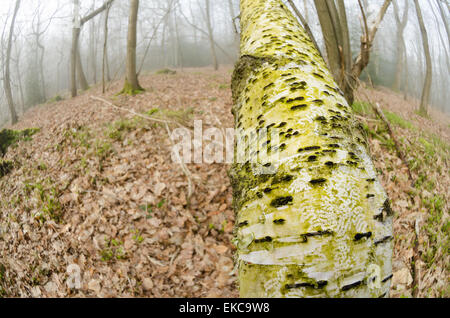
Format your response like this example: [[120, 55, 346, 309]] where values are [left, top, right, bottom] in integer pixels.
[[0, 68, 448, 298]]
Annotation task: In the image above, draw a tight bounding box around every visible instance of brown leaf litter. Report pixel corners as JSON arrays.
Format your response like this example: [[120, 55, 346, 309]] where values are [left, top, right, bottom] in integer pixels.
[[0, 67, 448, 298]]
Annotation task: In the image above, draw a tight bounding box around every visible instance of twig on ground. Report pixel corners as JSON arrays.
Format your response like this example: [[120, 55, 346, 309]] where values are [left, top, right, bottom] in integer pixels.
[[354, 114, 382, 123], [355, 90, 414, 182], [90, 95, 176, 125], [164, 122, 194, 206], [373, 102, 414, 182], [90, 95, 194, 205]]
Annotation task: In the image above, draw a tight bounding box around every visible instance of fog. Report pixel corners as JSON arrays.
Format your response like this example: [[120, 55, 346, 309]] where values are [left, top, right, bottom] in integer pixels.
[[0, 0, 449, 128]]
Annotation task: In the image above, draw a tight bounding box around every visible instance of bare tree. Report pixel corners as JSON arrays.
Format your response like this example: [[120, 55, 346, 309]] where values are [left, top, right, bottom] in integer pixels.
[[227, 0, 239, 54], [392, 0, 409, 91], [138, 2, 173, 75], [430, 0, 450, 73], [11, 33, 24, 113], [313, 0, 346, 86], [313, 0, 392, 104], [414, 0, 432, 116], [71, 0, 114, 97], [205, 0, 218, 70], [102, 0, 112, 93], [436, 0, 450, 48], [121, 0, 143, 94], [3, 0, 21, 124], [89, 3, 98, 84]]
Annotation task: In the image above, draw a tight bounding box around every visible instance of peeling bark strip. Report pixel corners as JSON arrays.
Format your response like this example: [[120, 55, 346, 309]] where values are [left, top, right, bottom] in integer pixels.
[[230, 0, 392, 298]]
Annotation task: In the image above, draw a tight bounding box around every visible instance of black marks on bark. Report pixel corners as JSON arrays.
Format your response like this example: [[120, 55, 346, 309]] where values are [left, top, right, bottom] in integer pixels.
[[381, 274, 393, 283], [301, 230, 333, 242], [291, 104, 307, 111], [270, 196, 293, 207], [285, 280, 328, 290], [375, 236, 393, 245], [341, 280, 363, 291], [298, 146, 320, 152], [238, 220, 249, 227], [309, 178, 327, 185], [254, 236, 273, 243], [354, 232, 372, 241]]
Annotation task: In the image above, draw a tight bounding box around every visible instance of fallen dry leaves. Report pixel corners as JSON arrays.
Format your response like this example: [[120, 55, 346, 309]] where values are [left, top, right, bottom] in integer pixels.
[[0, 67, 448, 298]]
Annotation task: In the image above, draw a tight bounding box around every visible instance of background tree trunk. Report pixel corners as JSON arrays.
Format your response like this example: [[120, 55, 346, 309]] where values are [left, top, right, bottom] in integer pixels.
[[314, 0, 391, 105], [71, 0, 81, 97], [4, 0, 21, 124], [313, 0, 342, 83], [122, 0, 143, 94], [205, 0, 219, 71], [336, 0, 352, 85], [76, 47, 89, 91], [228, 0, 239, 55], [436, 0, 450, 48], [89, 13, 98, 84], [102, 1, 112, 93], [392, 0, 408, 92], [414, 0, 432, 116], [71, 0, 114, 97], [231, 0, 392, 298]]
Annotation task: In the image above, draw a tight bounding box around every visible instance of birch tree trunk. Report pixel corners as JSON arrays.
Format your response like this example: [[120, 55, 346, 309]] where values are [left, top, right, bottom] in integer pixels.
[[231, 0, 393, 298], [4, 0, 21, 125], [102, 1, 112, 93], [89, 16, 97, 84], [414, 0, 432, 116], [71, 0, 81, 97], [71, 0, 114, 97]]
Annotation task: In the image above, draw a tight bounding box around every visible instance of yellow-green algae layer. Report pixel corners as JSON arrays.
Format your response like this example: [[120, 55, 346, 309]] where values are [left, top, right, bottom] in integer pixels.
[[230, 0, 393, 298]]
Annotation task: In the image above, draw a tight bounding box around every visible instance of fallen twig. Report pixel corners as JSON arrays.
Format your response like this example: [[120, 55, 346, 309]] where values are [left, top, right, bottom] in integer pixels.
[[373, 102, 414, 182], [164, 122, 194, 206], [91, 94, 194, 205], [90, 95, 176, 125], [354, 114, 382, 123], [355, 90, 414, 182]]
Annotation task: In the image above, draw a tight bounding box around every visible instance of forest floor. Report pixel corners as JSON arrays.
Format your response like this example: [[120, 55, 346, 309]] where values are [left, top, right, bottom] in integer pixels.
[[0, 66, 448, 298]]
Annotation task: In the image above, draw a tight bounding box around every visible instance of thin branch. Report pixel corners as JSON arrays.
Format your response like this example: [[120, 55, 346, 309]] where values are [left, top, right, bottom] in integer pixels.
[[178, 9, 233, 62], [80, 0, 115, 26], [286, 0, 322, 56], [357, 0, 369, 43], [137, 2, 173, 75]]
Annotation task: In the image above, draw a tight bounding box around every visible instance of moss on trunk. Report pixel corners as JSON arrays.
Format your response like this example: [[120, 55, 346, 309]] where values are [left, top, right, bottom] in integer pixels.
[[230, 0, 392, 298], [119, 78, 145, 96]]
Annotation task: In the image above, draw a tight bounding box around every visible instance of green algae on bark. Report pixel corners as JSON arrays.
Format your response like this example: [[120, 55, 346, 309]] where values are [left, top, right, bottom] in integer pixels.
[[230, 0, 393, 298]]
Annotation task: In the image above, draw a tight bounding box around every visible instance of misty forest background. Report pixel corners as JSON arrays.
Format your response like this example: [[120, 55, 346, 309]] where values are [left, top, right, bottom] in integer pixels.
[[0, 0, 449, 127], [0, 0, 449, 299]]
